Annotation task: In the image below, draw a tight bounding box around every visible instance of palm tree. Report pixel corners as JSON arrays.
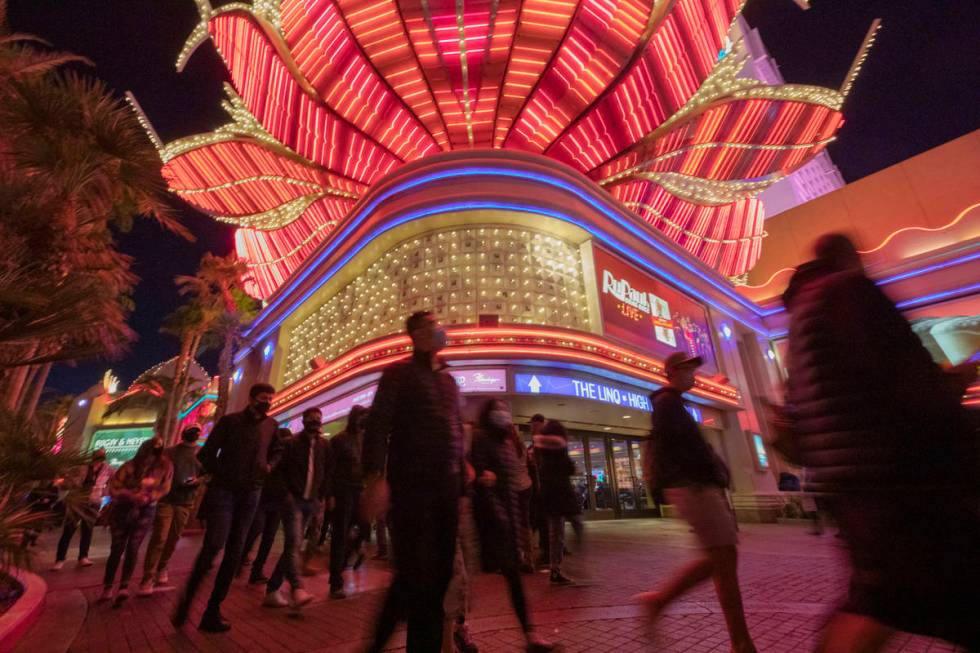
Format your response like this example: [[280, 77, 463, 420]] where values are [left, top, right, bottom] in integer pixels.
[[0, 8, 190, 416], [175, 254, 259, 424]]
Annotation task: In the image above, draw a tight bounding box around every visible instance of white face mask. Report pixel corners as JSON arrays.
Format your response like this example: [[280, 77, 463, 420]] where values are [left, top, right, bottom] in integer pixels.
[[488, 410, 512, 429]]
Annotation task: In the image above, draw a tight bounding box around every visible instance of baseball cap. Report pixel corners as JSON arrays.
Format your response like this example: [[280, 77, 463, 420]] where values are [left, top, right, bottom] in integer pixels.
[[664, 351, 703, 373]]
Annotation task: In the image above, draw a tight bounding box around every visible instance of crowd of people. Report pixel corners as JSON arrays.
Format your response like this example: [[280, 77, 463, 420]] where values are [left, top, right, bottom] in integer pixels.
[[44, 232, 978, 652]]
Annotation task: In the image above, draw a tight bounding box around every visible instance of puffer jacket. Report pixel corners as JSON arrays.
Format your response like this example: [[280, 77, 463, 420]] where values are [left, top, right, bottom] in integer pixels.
[[785, 269, 977, 494]]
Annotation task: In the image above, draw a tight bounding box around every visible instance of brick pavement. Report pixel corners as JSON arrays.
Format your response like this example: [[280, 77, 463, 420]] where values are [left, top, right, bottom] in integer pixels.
[[15, 520, 963, 653]]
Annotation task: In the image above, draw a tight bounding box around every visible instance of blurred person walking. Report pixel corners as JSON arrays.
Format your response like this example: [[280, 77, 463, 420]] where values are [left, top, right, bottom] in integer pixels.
[[328, 404, 370, 598], [360, 311, 465, 652], [139, 426, 204, 594], [262, 407, 333, 609], [779, 234, 980, 652], [173, 383, 282, 633], [471, 398, 554, 651], [525, 414, 549, 566], [239, 427, 293, 584], [534, 419, 583, 585], [101, 436, 173, 606], [635, 351, 755, 653], [52, 448, 112, 570]]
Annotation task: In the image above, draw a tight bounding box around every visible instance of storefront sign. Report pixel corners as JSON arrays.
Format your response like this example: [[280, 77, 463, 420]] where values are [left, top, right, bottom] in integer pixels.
[[89, 427, 155, 467], [450, 368, 507, 393], [515, 373, 652, 411], [593, 246, 717, 372]]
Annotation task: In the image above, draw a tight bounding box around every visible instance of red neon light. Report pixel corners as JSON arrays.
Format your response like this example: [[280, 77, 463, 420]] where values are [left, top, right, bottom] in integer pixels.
[[272, 326, 741, 414], [159, 0, 854, 297]]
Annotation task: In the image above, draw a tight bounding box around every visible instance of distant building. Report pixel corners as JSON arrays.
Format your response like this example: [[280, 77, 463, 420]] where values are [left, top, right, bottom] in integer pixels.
[[733, 16, 847, 218]]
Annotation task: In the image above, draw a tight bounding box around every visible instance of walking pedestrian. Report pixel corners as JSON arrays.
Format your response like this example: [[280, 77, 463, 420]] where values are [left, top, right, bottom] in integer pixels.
[[262, 407, 333, 609], [173, 383, 281, 633], [52, 448, 112, 570], [101, 436, 173, 606], [240, 427, 293, 584], [507, 423, 535, 573], [779, 233, 980, 652], [525, 414, 549, 566], [328, 405, 370, 598], [471, 398, 554, 651], [360, 311, 465, 652], [139, 426, 204, 594], [635, 351, 755, 653], [533, 420, 583, 585]]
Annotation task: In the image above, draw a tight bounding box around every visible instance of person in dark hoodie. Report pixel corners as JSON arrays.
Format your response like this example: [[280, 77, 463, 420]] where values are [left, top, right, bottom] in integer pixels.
[[328, 404, 370, 599], [360, 311, 464, 652], [780, 234, 980, 652], [139, 425, 204, 595], [635, 352, 755, 653], [470, 398, 554, 652], [173, 382, 281, 633], [533, 419, 583, 585], [262, 407, 334, 609]]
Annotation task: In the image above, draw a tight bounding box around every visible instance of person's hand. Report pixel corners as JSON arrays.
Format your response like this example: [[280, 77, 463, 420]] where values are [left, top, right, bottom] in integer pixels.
[[478, 470, 497, 487], [464, 460, 476, 485], [359, 475, 389, 522]]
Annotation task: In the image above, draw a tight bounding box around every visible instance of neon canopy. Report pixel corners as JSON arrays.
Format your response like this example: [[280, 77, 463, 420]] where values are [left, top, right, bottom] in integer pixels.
[[140, 0, 869, 298]]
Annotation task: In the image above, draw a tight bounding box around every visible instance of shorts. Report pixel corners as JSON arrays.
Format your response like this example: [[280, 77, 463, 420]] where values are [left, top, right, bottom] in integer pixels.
[[664, 485, 737, 548]]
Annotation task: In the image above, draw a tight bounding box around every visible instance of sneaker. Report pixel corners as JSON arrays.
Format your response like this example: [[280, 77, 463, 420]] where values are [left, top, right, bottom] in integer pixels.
[[291, 588, 314, 608], [549, 570, 573, 585], [526, 633, 556, 652], [199, 611, 231, 633], [77, 558, 94, 568], [51, 561, 65, 571], [329, 588, 347, 600], [453, 622, 479, 653], [137, 580, 154, 597], [262, 589, 289, 608], [97, 587, 113, 603], [156, 570, 170, 586], [113, 588, 130, 607]]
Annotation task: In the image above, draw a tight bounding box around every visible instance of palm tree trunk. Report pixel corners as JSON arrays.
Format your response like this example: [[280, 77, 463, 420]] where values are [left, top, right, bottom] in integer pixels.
[[215, 331, 235, 421], [169, 330, 202, 442], [14, 364, 40, 411], [3, 343, 38, 411], [22, 361, 52, 419], [162, 333, 193, 443]]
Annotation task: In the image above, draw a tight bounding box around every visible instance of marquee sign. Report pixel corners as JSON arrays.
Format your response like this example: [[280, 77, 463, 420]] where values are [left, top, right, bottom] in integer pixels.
[[89, 427, 155, 467], [593, 246, 717, 372]]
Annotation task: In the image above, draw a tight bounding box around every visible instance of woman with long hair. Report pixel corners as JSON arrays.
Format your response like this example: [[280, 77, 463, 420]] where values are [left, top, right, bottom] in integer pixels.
[[101, 435, 173, 606], [470, 398, 553, 652]]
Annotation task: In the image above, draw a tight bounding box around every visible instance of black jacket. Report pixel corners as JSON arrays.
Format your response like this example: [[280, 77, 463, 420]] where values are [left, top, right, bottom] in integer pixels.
[[272, 432, 333, 500], [532, 435, 581, 517], [363, 351, 464, 499], [162, 442, 204, 505], [785, 270, 977, 494], [199, 408, 281, 491], [648, 387, 725, 491], [470, 427, 522, 571], [330, 427, 364, 495]]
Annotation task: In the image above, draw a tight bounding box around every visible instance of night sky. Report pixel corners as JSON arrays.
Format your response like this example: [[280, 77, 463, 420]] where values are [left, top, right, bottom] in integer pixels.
[[9, 0, 980, 397]]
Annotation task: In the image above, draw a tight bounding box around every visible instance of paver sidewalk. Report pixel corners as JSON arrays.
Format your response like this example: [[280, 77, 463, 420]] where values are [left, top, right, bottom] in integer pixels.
[[15, 520, 963, 652]]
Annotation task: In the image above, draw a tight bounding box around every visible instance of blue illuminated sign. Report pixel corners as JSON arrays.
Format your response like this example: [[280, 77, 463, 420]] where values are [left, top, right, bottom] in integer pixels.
[[752, 433, 769, 470], [515, 373, 652, 411]]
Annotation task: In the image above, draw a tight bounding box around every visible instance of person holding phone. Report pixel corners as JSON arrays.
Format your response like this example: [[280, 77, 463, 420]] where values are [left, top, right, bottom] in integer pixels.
[[139, 425, 204, 595]]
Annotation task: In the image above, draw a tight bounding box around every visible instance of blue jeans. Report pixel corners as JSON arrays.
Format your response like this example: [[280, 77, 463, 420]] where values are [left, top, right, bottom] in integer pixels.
[[180, 486, 261, 614], [267, 495, 315, 592]]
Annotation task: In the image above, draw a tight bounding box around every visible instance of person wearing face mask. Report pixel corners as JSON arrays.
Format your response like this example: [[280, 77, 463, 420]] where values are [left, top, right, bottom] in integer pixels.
[[262, 407, 334, 608], [471, 399, 555, 652], [138, 426, 205, 595], [327, 404, 370, 598], [360, 311, 466, 652], [239, 427, 293, 584], [52, 448, 112, 570], [174, 382, 282, 633], [101, 436, 173, 606]]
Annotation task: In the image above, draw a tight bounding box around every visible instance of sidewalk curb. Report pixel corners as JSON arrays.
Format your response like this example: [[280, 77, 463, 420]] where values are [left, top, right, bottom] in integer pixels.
[[0, 570, 46, 653]]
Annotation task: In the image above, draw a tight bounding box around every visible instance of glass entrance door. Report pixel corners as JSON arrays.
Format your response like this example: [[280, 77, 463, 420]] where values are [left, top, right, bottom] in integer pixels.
[[610, 438, 638, 513]]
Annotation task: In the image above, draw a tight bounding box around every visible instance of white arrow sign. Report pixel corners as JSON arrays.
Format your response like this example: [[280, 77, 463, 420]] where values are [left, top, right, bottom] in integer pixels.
[[528, 375, 542, 393]]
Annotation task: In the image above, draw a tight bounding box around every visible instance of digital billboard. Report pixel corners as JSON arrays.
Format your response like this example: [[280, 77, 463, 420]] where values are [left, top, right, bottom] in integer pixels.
[[592, 246, 717, 372]]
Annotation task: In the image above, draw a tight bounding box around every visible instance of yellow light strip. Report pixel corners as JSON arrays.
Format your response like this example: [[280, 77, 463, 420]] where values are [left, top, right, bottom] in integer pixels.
[[213, 194, 325, 230], [629, 172, 783, 206]]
